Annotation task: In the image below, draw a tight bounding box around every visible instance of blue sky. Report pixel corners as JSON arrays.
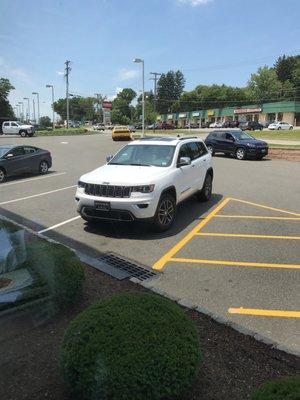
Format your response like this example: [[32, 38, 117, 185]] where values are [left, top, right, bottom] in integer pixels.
[[1, 0, 300, 118]]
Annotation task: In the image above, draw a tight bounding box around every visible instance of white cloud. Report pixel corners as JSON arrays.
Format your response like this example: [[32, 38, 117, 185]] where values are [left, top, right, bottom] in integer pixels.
[[117, 68, 139, 81], [107, 87, 123, 100], [56, 70, 64, 76], [177, 0, 213, 6], [0, 57, 29, 81]]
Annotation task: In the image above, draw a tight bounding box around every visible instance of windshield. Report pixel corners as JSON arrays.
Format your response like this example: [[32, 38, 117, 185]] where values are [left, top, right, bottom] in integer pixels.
[[233, 131, 254, 140], [109, 144, 176, 167], [0, 148, 10, 158]]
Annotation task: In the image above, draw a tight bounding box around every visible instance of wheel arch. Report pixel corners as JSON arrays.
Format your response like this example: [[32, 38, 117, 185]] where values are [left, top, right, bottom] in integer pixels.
[[161, 185, 177, 203]]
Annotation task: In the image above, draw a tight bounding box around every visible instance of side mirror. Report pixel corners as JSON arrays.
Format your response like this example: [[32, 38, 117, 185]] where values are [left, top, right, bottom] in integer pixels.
[[5, 153, 13, 159], [106, 154, 114, 162], [178, 157, 191, 167]]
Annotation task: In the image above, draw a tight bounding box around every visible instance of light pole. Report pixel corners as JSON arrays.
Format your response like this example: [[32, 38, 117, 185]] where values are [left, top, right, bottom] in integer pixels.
[[32, 92, 40, 124], [18, 102, 24, 122], [46, 84, 55, 130], [133, 58, 145, 137], [15, 104, 20, 119], [32, 98, 36, 123], [23, 97, 30, 122]]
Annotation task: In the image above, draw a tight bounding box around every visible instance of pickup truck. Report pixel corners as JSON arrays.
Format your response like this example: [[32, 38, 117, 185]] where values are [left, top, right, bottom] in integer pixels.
[[0, 120, 35, 137]]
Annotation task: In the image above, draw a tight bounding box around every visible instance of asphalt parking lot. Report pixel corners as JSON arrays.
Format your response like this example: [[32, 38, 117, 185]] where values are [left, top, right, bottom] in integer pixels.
[[0, 132, 299, 354]]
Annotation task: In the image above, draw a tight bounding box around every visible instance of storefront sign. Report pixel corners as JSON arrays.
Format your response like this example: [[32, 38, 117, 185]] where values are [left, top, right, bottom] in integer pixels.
[[192, 111, 200, 117], [179, 113, 187, 118], [167, 114, 173, 119], [234, 108, 262, 114], [207, 109, 214, 116], [102, 101, 112, 109]]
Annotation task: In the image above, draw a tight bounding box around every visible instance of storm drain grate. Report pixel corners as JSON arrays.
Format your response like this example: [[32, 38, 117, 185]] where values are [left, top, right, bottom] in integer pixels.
[[97, 253, 157, 281]]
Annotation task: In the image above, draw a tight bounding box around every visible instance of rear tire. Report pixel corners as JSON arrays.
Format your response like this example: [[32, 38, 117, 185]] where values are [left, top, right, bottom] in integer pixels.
[[236, 147, 246, 160], [0, 168, 6, 183], [152, 193, 176, 232], [39, 161, 49, 174], [197, 174, 212, 202]]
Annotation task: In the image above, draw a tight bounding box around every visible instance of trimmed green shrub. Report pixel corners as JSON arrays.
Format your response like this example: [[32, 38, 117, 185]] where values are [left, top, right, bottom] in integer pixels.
[[36, 128, 89, 136], [251, 376, 300, 400], [60, 292, 201, 400], [26, 240, 85, 312]]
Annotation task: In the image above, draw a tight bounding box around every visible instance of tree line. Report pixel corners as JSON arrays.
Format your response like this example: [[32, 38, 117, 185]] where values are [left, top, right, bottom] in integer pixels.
[[1, 54, 299, 123]]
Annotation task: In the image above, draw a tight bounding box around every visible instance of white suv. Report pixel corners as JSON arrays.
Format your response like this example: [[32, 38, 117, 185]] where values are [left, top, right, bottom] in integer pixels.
[[75, 137, 213, 231]]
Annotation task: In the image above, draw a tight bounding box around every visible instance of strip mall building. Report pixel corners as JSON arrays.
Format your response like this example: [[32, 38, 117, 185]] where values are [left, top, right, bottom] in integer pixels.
[[158, 100, 300, 127]]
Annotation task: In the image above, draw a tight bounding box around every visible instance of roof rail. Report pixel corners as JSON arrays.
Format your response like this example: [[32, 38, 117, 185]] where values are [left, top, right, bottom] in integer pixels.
[[178, 136, 198, 140]]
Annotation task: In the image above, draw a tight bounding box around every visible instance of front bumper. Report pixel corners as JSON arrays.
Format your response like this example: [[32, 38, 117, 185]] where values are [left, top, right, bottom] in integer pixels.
[[75, 189, 158, 221], [246, 147, 268, 157]]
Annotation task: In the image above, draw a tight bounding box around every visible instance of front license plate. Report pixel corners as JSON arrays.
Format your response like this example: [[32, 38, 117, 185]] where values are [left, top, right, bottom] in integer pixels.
[[94, 201, 111, 211]]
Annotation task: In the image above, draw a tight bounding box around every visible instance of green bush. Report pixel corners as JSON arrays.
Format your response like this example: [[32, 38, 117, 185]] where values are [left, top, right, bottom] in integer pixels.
[[36, 128, 89, 136], [60, 292, 201, 400], [251, 376, 300, 400], [26, 240, 85, 312]]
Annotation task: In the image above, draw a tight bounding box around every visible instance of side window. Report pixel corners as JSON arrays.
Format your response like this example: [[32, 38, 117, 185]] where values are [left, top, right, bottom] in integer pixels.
[[11, 147, 25, 157], [197, 142, 208, 156], [24, 147, 36, 154], [11, 122, 18, 127], [219, 132, 227, 139], [3, 122, 9, 127], [187, 142, 201, 160], [225, 133, 233, 140], [178, 144, 190, 161]]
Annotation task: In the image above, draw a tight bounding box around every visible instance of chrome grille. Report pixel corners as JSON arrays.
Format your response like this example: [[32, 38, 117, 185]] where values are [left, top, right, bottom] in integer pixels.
[[85, 184, 132, 198]]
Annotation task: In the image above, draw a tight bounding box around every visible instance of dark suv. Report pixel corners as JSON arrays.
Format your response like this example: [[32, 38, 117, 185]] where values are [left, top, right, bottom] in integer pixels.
[[204, 130, 268, 160], [239, 121, 263, 131]]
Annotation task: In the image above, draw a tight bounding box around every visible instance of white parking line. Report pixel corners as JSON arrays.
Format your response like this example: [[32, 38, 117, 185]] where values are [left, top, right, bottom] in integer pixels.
[[0, 185, 76, 206], [38, 215, 81, 234], [0, 172, 66, 187]]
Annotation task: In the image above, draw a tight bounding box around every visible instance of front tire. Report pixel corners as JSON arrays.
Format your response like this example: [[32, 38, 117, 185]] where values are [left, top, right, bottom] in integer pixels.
[[0, 168, 6, 183], [152, 193, 176, 232], [206, 144, 214, 155], [289, 126, 293, 130], [197, 174, 212, 202], [277, 127, 281, 130], [19, 130, 28, 137], [39, 161, 49, 174], [236, 147, 246, 160]]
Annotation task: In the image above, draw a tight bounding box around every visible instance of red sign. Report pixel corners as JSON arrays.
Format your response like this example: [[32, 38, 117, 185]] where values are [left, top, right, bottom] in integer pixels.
[[102, 101, 112, 109], [234, 108, 262, 114]]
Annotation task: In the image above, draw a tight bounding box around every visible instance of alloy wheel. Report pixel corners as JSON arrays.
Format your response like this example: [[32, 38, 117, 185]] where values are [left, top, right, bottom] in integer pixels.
[[0, 169, 5, 183], [236, 148, 245, 160], [158, 199, 174, 226], [40, 161, 48, 173]]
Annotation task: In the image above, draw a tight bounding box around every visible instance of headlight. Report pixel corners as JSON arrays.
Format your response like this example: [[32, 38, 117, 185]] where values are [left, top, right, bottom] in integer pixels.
[[246, 143, 256, 148], [78, 180, 86, 188], [131, 185, 155, 193]]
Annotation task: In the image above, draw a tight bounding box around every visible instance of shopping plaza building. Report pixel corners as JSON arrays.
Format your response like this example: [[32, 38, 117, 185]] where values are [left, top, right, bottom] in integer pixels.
[[157, 100, 300, 127]]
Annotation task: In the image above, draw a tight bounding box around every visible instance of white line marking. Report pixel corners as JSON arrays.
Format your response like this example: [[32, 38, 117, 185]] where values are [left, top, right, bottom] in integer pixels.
[[0, 172, 66, 187], [61, 141, 68, 144], [0, 185, 76, 206], [38, 216, 81, 234]]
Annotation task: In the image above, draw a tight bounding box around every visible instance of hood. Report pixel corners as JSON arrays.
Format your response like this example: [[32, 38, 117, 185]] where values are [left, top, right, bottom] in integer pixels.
[[20, 124, 34, 129], [80, 164, 170, 185], [239, 138, 267, 146]]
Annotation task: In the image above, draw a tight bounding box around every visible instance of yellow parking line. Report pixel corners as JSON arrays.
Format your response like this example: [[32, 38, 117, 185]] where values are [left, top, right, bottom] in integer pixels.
[[169, 257, 300, 270], [196, 232, 300, 240], [214, 215, 300, 221], [152, 197, 231, 270], [229, 197, 300, 217], [228, 307, 300, 318]]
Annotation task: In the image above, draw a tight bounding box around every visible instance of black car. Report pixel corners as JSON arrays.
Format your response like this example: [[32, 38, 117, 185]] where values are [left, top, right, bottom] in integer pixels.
[[222, 120, 240, 128], [204, 130, 268, 160], [0, 145, 52, 183], [239, 121, 263, 131]]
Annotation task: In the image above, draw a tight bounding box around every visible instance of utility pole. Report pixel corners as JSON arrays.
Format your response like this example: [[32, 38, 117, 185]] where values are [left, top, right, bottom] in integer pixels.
[[95, 93, 101, 122], [32, 98, 36, 123], [150, 72, 162, 132], [32, 92, 40, 124], [64, 60, 71, 128]]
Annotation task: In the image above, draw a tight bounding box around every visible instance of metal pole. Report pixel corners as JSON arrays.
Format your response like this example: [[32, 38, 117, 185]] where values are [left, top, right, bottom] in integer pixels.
[[150, 72, 161, 132], [52, 86, 55, 130], [65, 60, 71, 129], [36, 92, 40, 124], [32, 99, 36, 123], [142, 60, 145, 138]]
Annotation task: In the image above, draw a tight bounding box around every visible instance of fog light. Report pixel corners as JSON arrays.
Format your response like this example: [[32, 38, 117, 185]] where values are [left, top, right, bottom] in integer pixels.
[[137, 204, 148, 209]]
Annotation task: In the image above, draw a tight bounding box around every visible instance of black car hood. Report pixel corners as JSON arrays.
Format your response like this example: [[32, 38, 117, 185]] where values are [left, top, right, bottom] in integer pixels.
[[238, 138, 267, 146]]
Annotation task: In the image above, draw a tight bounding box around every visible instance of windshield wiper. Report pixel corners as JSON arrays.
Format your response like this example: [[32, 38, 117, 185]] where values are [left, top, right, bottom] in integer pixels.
[[127, 163, 151, 167]]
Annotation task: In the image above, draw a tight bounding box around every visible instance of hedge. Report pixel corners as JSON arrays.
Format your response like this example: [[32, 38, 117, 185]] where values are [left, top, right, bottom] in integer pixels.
[[251, 376, 300, 400], [60, 292, 202, 400], [36, 128, 90, 136]]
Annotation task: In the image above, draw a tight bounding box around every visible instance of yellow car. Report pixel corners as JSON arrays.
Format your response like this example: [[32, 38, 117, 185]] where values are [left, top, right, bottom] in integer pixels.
[[112, 126, 132, 141]]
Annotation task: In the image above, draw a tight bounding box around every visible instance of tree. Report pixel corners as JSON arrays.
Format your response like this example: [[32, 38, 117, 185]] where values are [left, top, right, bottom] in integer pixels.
[[53, 96, 98, 121], [39, 116, 52, 127], [111, 88, 136, 124], [134, 91, 157, 124], [247, 66, 293, 102], [0, 77, 15, 118], [156, 70, 185, 114]]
